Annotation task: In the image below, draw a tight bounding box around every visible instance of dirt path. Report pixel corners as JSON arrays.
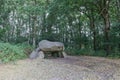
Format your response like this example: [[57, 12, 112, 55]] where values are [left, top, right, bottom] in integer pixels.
[[0, 56, 120, 80]]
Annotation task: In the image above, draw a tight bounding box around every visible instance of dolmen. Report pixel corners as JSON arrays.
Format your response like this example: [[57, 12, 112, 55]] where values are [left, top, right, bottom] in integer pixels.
[[29, 40, 66, 59]]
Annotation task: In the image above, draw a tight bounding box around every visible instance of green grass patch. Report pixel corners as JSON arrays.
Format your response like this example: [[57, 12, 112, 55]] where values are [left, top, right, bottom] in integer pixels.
[[0, 42, 33, 63], [65, 48, 108, 57], [108, 52, 120, 59], [66, 47, 120, 59], [65, 48, 94, 56]]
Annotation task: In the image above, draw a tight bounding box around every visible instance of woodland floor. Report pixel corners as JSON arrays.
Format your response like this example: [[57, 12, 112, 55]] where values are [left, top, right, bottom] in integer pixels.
[[0, 56, 120, 80]]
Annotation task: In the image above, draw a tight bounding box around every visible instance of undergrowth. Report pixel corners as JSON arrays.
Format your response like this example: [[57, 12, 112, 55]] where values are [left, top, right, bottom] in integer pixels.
[[0, 42, 33, 63], [65, 48, 120, 58]]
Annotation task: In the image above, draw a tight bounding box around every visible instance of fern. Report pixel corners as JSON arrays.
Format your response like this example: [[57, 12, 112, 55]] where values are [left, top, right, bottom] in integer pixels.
[[0, 43, 32, 63]]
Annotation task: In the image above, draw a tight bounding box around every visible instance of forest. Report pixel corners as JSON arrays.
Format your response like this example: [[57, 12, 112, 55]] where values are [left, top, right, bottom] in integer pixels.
[[0, 0, 120, 62]]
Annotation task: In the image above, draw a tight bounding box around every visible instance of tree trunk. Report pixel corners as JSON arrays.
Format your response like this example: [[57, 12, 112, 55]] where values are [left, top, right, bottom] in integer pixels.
[[116, 0, 120, 21], [116, 0, 120, 51], [100, 0, 111, 56], [78, 20, 82, 49], [89, 8, 97, 51], [91, 15, 97, 51], [32, 0, 37, 47], [103, 15, 110, 56], [32, 17, 37, 47]]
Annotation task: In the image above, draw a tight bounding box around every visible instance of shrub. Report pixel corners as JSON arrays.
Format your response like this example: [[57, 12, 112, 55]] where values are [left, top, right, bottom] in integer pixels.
[[108, 52, 120, 59], [65, 48, 94, 56], [0, 42, 33, 63], [65, 48, 107, 57], [92, 50, 106, 57], [16, 43, 34, 56]]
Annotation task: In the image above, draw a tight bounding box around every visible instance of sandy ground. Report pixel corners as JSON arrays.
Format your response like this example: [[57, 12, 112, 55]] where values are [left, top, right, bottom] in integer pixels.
[[0, 56, 120, 80]]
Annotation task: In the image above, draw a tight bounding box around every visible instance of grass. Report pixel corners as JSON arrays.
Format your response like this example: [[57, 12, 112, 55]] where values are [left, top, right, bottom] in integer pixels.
[[0, 42, 119, 63], [65, 48, 120, 58], [0, 42, 33, 63]]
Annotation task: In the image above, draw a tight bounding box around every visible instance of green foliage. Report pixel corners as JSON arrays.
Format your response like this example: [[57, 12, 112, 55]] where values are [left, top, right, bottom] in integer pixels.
[[108, 52, 120, 59], [66, 47, 120, 58], [66, 48, 108, 57], [16, 43, 34, 56], [0, 28, 6, 39], [92, 50, 106, 57], [0, 0, 120, 59], [66, 48, 93, 56], [15, 36, 28, 43], [0, 42, 33, 63]]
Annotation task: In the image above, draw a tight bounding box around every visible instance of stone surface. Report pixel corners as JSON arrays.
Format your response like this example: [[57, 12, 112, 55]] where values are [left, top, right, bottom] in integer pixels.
[[29, 40, 65, 59], [29, 50, 39, 59], [38, 51, 45, 59], [38, 40, 64, 52]]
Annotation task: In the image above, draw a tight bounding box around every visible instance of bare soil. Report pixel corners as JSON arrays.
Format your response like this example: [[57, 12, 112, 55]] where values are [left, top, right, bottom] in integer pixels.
[[0, 56, 120, 80]]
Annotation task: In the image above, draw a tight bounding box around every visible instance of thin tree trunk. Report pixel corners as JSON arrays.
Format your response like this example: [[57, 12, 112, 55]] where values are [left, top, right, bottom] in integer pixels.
[[100, 0, 111, 56], [116, 0, 120, 21], [28, 14, 31, 44], [32, 0, 37, 47], [103, 15, 110, 55], [78, 21, 82, 49], [90, 14, 97, 51], [116, 0, 120, 51]]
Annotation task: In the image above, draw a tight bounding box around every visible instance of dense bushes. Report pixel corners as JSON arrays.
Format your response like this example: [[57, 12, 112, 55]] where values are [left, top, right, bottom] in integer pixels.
[[0, 42, 33, 63], [65, 48, 120, 58]]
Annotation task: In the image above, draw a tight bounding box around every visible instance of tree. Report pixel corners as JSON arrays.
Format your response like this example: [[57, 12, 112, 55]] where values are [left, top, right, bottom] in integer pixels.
[[97, 0, 111, 55]]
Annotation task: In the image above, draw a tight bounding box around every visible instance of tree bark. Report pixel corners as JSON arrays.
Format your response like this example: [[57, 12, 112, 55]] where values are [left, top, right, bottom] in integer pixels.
[[102, 0, 111, 56], [103, 14, 110, 55], [116, 0, 120, 21], [32, 0, 37, 47], [116, 0, 120, 51], [90, 13, 97, 51]]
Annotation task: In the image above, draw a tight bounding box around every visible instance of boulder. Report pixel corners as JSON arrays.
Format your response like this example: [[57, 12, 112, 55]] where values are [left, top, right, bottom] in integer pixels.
[[29, 50, 38, 59], [37, 51, 45, 59], [38, 40, 64, 52], [29, 40, 65, 59], [29, 50, 45, 59]]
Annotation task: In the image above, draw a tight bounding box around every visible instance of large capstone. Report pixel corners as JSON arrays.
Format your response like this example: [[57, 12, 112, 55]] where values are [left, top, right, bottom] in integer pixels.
[[29, 40, 65, 59], [38, 40, 64, 52]]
